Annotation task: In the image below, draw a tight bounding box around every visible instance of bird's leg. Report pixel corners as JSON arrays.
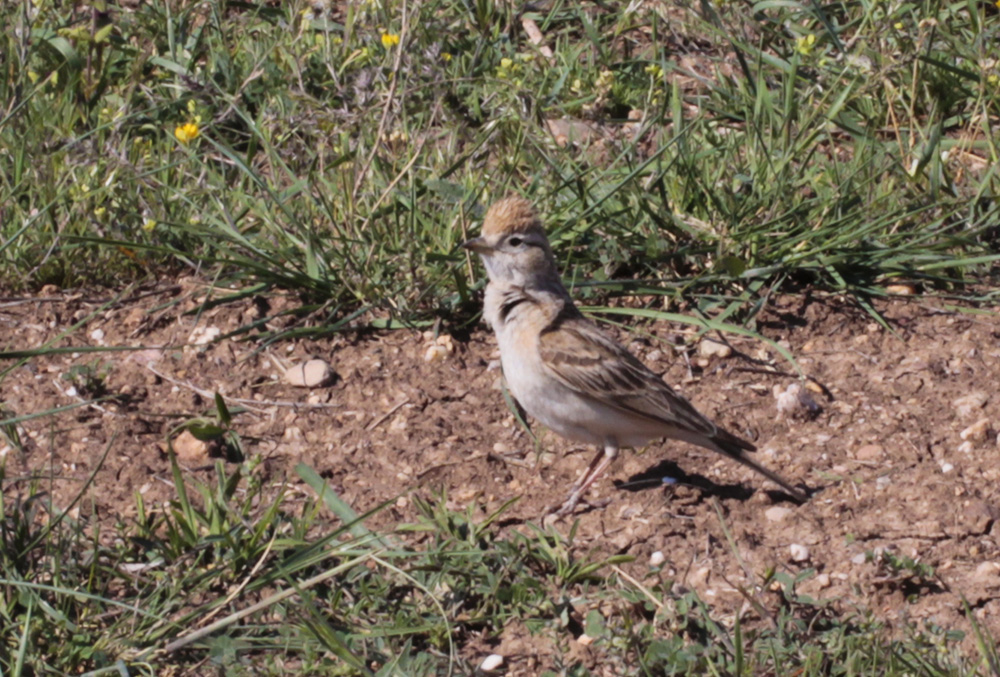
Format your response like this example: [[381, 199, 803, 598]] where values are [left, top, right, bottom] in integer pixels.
[[552, 444, 619, 516]]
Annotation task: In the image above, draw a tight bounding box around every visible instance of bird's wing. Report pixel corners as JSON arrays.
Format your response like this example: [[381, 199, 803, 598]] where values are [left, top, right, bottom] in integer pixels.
[[536, 307, 811, 503], [537, 311, 749, 448]]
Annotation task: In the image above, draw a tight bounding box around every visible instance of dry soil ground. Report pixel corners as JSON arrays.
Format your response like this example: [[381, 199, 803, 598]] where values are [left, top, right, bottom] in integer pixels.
[[2, 280, 1000, 669]]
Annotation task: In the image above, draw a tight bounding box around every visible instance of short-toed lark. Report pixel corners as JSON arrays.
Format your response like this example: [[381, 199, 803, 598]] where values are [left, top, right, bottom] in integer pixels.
[[463, 196, 808, 515]]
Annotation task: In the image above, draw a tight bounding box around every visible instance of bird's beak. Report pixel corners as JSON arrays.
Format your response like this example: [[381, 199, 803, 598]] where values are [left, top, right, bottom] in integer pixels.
[[460, 236, 491, 254]]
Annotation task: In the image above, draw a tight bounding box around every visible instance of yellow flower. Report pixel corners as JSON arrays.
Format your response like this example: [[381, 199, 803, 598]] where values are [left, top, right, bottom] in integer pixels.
[[174, 122, 200, 144], [988, 74, 999, 85], [644, 63, 663, 79], [795, 33, 817, 56], [894, 21, 904, 29], [441, 52, 452, 62], [142, 218, 157, 232], [496, 57, 519, 79], [381, 32, 400, 48]]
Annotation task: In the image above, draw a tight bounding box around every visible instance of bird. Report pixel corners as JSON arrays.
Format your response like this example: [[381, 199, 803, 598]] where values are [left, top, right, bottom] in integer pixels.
[[462, 196, 808, 516]]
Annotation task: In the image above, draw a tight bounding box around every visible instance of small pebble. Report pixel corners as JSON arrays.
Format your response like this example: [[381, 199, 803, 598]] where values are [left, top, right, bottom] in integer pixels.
[[940, 461, 954, 474], [953, 392, 988, 419], [189, 325, 221, 345], [649, 551, 666, 567], [974, 562, 1000, 582], [172, 429, 212, 462], [283, 359, 333, 387], [689, 566, 710, 587], [89, 328, 105, 342], [435, 334, 454, 349], [789, 544, 810, 562], [479, 654, 504, 671], [577, 633, 595, 646], [855, 444, 883, 460], [765, 506, 793, 523], [774, 382, 821, 418], [698, 338, 733, 359], [424, 344, 449, 363], [851, 553, 867, 565], [960, 418, 991, 444]]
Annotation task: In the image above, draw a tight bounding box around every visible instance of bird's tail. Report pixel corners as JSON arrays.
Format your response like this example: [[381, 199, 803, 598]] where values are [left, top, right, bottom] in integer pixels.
[[711, 431, 809, 504]]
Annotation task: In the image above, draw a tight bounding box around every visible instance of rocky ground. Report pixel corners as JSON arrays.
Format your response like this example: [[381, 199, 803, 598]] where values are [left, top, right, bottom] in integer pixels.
[[2, 281, 999, 667]]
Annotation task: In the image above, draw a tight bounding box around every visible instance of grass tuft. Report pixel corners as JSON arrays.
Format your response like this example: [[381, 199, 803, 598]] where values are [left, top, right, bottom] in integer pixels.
[[0, 456, 992, 672], [1, 0, 996, 329]]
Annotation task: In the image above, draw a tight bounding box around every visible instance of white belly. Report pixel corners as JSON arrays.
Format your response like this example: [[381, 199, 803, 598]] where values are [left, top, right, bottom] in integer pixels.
[[498, 333, 665, 449]]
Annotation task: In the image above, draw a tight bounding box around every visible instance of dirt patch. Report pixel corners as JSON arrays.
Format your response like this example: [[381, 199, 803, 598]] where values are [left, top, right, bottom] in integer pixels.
[[2, 282, 999, 667]]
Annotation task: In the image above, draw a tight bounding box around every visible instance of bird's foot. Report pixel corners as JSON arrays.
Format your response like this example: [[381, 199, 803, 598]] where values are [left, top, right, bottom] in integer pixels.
[[543, 494, 612, 521]]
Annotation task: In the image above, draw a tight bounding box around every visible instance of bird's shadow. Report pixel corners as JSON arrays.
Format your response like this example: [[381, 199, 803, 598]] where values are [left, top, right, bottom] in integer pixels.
[[615, 460, 803, 504]]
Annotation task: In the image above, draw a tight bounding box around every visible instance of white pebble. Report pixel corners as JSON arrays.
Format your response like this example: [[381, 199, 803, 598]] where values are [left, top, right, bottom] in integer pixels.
[[89, 328, 105, 342], [851, 553, 867, 565], [649, 551, 666, 567], [940, 461, 954, 474], [773, 382, 821, 418], [479, 654, 504, 671], [283, 359, 333, 387], [960, 418, 991, 444], [435, 334, 455, 352], [765, 506, 793, 523], [974, 562, 1000, 582], [189, 325, 221, 345], [698, 338, 732, 359], [424, 344, 449, 363], [789, 544, 810, 562], [953, 392, 988, 418]]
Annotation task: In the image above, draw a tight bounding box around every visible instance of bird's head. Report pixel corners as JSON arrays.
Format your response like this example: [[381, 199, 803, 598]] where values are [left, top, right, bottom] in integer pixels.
[[461, 196, 559, 287]]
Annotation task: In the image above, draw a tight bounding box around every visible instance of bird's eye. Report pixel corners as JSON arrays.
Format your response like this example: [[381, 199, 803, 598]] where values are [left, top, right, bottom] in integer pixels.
[[508, 237, 524, 247]]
